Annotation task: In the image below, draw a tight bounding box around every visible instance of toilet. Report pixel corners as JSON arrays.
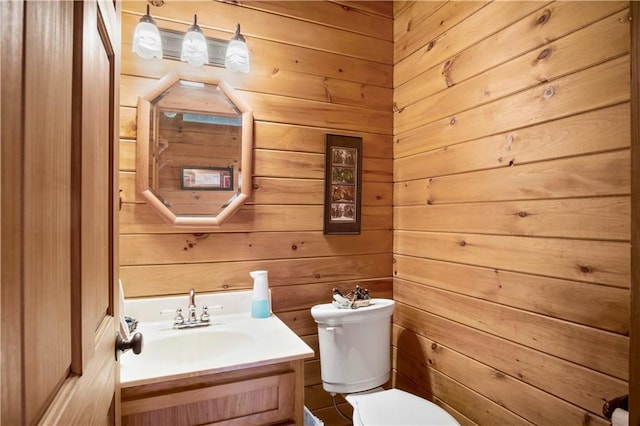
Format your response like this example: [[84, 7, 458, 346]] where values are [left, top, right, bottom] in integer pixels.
[[311, 298, 459, 425]]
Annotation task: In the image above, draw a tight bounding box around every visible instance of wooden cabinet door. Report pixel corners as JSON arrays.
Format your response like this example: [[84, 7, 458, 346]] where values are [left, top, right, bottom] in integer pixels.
[[1, 1, 121, 424]]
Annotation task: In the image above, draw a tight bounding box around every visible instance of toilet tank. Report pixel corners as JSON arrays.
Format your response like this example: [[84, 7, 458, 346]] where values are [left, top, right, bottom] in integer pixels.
[[310, 299, 395, 394]]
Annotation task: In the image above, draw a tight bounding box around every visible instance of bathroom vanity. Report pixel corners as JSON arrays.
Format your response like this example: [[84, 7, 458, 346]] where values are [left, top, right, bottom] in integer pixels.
[[121, 359, 304, 425], [120, 291, 313, 425]]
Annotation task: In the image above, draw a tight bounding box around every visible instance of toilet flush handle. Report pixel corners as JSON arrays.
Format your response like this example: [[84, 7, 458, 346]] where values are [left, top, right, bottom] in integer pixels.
[[325, 325, 342, 332]]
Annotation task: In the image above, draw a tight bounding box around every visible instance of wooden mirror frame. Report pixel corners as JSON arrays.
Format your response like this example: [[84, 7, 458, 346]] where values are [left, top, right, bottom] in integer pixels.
[[136, 72, 253, 227]]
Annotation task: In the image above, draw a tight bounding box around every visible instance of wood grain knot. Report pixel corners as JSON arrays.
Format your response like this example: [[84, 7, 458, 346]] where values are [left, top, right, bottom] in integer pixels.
[[315, 273, 321, 279], [458, 240, 466, 247], [517, 211, 528, 218], [376, 195, 382, 200], [426, 41, 435, 51], [442, 59, 455, 87], [431, 343, 438, 350], [491, 371, 506, 379], [449, 117, 456, 125], [291, 244, 298, 250], [579, 265, 592, 274], [537, 48, 552, 60], [543, 86, 555, 99], [253, 183, 259, 190], [536, 9, 551, 25]]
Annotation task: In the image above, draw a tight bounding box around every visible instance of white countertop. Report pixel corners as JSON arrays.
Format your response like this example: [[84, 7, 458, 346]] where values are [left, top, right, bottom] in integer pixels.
[[120, 290, 314, 388]]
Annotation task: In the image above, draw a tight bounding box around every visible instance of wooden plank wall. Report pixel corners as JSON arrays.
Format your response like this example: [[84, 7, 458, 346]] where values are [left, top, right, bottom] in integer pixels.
[[393, 2, 630, 425], [118, 1, 393, 423]]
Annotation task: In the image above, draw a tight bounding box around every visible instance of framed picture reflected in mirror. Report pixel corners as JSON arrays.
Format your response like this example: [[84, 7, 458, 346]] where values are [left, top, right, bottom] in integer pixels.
[[180, 166, 234, 191]]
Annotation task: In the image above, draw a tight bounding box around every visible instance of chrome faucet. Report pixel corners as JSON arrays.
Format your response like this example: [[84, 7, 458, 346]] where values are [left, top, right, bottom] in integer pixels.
[[169, 288, 220, 329], [188, 288, 197, 322]]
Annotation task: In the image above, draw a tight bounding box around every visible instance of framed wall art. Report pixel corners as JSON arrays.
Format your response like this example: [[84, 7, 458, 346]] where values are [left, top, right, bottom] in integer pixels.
[[323, 134, 362, 235], [180, 166, 234, 191]]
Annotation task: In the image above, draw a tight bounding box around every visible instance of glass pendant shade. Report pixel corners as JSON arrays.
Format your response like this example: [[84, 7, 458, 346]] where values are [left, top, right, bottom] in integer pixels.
[[225, 24, 250, 73], [132, 5, 163, 59], [180, 15, 208, 67]]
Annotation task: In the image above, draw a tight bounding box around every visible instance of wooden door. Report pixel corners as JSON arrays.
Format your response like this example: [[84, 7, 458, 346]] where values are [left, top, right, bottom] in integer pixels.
[[0, 1, 121, 424]]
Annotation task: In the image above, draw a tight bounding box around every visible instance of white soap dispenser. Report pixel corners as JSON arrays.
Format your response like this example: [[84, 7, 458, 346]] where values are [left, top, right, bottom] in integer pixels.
[[249, 270, 271, 318]]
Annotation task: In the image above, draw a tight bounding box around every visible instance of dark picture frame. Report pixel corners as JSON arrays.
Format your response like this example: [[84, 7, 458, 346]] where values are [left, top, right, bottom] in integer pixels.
[[180, 166, 234, 191], [323, 134, 362, 235]]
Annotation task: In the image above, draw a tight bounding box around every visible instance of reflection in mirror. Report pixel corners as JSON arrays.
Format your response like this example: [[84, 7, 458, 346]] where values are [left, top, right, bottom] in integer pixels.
[[151, 81, 242, 215], [136, 72, 253, 226]]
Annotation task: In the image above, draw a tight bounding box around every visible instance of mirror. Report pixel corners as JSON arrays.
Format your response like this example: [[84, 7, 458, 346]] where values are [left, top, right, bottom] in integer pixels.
[[136, 72, 253, 226]]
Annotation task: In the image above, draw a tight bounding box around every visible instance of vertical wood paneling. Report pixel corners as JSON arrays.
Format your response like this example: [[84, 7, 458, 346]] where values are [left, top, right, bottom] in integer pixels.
[[119, 2, 393, 423], [630, 3, 640, 423], [394, 1, 630, 424]]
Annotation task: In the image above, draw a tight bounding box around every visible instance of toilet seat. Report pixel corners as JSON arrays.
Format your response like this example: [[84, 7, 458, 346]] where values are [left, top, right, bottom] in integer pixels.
[[345, 388, 459, 426]]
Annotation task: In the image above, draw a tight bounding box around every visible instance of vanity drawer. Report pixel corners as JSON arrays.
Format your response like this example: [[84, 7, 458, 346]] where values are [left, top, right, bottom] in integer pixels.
[[122, 366, 298, 426]]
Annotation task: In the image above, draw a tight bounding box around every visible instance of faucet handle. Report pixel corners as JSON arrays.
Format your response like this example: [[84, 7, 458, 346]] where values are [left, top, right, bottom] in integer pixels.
[[161, 307, 185, 325], [174, 307, 185, 326], [200, 305, 223, 322], [200, 305, 210, 322]]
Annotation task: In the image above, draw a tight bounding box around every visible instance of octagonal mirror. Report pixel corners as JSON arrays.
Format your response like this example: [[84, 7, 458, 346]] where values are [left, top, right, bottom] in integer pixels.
[[136, 72, 253, 227]]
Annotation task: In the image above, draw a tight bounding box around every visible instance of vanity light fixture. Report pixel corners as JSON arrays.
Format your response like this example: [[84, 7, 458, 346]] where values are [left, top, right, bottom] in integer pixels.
[[131, 7, 251, 73], [180, 15, 209, 67], [132, 4, 163, 59], [225, 23, 250, 74]]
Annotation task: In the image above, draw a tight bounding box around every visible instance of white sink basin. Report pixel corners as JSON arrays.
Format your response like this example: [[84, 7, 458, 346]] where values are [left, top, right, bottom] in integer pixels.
[[120, 290, 314, 387], [147, 329, 255, 364]]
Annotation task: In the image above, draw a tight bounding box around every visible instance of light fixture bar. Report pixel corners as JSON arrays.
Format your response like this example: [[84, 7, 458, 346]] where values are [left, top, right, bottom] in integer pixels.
[[158, 29, 228, 68]]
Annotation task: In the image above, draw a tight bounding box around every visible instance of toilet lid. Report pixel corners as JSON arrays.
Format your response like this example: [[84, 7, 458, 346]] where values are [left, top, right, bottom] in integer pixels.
[[346, 389, 459, 426]]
